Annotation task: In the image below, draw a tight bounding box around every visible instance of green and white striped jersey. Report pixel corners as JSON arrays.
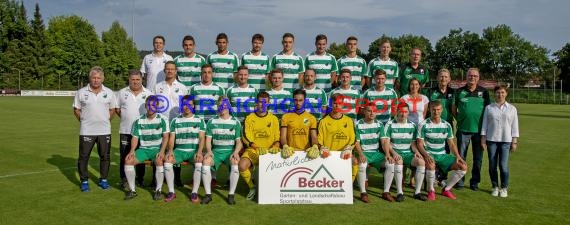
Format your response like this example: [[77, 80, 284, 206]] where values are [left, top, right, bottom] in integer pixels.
[[131, 114, 169, 150], [240, 51, 270, 91], [382, 119, 417, 154], [226, 84, 258, 122], [305, 52, 338, 93], [173, 54, 206, 87], [337, 55, 367, 91], [329, 86, 360, 121], [188, 83, 225, 122], [417, 118, 454, 155], [206, 51, 240, 89], [270, 52, 305, 92], [170, 114, 206, 152], [266, 88, 292, 120], [362, 87, 398, 123], [355, 119, 384, 152], [206, 116, 241, 152], [367, 58, 399, 90], [302, 86, 328, 120]]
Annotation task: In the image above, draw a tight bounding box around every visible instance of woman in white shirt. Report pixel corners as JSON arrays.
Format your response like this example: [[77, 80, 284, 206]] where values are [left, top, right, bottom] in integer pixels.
[[481, 85, 519, 198], [401, 78, 429, 125]]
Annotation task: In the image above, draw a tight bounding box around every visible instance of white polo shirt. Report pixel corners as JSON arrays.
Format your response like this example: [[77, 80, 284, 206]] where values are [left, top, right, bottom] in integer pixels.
[[155, 80, 188, 121], [73, 85, 117, 136], [140, 52, 173, 91], [116, 86, 154, 134]]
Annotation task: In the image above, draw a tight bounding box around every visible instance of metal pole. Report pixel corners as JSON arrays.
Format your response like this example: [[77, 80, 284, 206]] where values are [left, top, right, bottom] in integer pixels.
[[553, 68, 556, 103], [561, 80, 564, 105], [12, 68, 21, 91]]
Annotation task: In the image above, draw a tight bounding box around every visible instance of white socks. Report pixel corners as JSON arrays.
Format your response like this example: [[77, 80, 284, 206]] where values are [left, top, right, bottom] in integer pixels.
[[357, 163, 367, 193], [445, 170, 466, 191], [164, 163, 174, 193], [125, 165, 136, 192], [155, 166, 164, 191], [383, 162, 395, 193], [192, 163, 202, 194], [202, 165, 212, 194], [394, 164, 404, 194], [415, 166, 426, 194], [229, 165, 239, 195], [426, 169, 436, 192]]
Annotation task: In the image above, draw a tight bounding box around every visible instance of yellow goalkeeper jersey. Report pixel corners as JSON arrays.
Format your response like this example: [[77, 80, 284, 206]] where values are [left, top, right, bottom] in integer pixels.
[[318, 114, 356, 151], [242, 112, 280, 148], [281, 111, 317, 150]]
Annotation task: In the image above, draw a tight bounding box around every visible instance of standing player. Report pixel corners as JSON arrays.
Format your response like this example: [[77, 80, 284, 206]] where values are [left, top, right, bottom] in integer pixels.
[[302, 69, 328, 120], [162, 95, 206, 203], [239, 91, 281, 200], [201, 96, 243, 205], [452, 68, 490, 190], [354, 105, 395, 203], [226, 66, 258, 123], [270, 33, 305, 92], [73, 66, 117, 192], [367, 39, 399, 91], [417, 101, 468, 201], [362, 69, 398, 123], [382, 104, 427, 202], [207, 33, 240, 89], [305, 34, 338, 93], [281, 89, 318, 153], [141, 35, 173, 91], [154, 61, 188, 121], [123, 96, 170, 200], [241, 34, 271, 91], [266, 69, 292, 120], [174, 35, 206, 87], [329, 69, 361, 121], [337, 36, 367, 91], [188, 64, 226, 122], [115, 70, 154, 188], [396, 48, 429, 95]]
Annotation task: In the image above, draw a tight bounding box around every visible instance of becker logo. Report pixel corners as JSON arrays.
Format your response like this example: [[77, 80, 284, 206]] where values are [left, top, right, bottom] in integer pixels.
[[280, 165, 345, 192]]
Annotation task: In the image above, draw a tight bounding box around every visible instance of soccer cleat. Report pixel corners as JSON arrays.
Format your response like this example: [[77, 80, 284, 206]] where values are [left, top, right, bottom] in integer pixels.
[[360, 193, 370, 203], [427, 191, 436, 201], [491, 187, 499, 197], [227, 194, 236, 205], [98, 179, 110, 190], [396, 193, 405, 202], [124, 191, 137, 200], [413, 193, 427, 201], [153, 190, 162, 200], [499, 188, 508, 198], [201, 194, 212, 204], [164, 192, 176, 202], [382, 192, 395, 202], [80, 181, 90, 192], [441, 189, 456, 200], [246, 188, 257, 200], [190, 193, 200, 204]]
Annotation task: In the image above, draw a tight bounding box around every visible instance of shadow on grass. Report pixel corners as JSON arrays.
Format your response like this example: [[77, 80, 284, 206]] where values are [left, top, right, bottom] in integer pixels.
[[46, 154, 81, 186]]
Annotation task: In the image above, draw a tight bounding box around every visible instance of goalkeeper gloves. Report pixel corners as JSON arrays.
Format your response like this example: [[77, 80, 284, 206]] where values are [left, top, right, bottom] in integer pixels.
[[341, 145, 353, 160], [268, 145, 280, 154], [305, 144, 320, 159], [281, 145, 295, 158], [258, 147, 268, 155], [320, 146, 330, 158]]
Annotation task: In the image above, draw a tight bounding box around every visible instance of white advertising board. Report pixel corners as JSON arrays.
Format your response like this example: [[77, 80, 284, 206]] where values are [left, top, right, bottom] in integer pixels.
[[258, 151, 353, 204]]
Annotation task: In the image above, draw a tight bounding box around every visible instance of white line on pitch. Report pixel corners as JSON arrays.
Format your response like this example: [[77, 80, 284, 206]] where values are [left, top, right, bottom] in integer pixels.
[[0, 167, 76, 179]]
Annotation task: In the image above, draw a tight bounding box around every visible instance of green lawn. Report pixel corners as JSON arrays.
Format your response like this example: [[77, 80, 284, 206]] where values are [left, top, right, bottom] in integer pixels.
[[0, 97, 568, 224]]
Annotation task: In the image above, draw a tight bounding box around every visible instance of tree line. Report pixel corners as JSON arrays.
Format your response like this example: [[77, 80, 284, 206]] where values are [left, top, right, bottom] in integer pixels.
[[1, 0, 569, 92]]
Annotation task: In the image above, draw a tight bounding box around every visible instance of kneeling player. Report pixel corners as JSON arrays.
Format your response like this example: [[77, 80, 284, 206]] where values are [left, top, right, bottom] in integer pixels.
[[382, 104, 427, 202], [354, 104, 395, 203], [239, 91, 280, 201], [163, 95, 206, 203], [201, 96, 242, 205], [124, 95, 170, 200], [417, 101, 468, 201]]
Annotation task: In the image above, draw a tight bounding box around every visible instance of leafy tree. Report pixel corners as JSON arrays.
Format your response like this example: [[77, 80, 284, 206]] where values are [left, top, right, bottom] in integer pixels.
[[433, 28, 483, 79], [0, 0, 31, 89], [101, 21, 140, 90], [327, 42, 364, 59], [367, 34, 434, 68], [554, 43, 570, 93]]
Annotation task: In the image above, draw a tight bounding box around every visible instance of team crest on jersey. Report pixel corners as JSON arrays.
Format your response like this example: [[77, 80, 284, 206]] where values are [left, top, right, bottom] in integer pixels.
[[406, 74, 413, 79], [447, 94, 452, 98], [267, 122, 272, 127], [478, 92, 483, 97], [175, 88, 180, 93], [303, 118, 309, 125], [103, 93, 108, 98], [420, 69, 424, 74]]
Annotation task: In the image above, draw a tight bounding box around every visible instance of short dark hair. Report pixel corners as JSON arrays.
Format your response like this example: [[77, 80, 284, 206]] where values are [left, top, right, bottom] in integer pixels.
[[153, 35, 165, 44], [346, 36, 358, 43], [201, 64, 213, 70], [292, 89, 306, 98], [315, 34, 327, 44], [374, 69, 386, 77], [257, 91, 270, 100], [128, 69, 142, 77], [164, 61, 176, 68], [182, 35, 195, 44], [282, 33, 295, 40], [216, 33, 228, 41], [252, 33, 264, 43], [340, 68, 351, 75], [429, 100, 442, 109], [237, 65, 249, 72], [494, 84, 509, 93]]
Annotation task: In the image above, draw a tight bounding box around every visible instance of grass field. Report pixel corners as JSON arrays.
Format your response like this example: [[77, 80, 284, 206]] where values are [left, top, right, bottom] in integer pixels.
[[0, 97, 569, 225]]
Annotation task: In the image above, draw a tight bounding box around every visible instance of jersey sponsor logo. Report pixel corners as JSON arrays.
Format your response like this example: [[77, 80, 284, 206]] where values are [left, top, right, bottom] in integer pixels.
[[292, 128, 307, 135], [333, 132, 348, 140], [255, 130, 269, 138]]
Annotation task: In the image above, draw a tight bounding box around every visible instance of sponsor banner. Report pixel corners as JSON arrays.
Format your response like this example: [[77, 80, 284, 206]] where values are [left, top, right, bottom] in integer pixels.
[[20, 90, 77, 96], [259, 151, 353, 204]]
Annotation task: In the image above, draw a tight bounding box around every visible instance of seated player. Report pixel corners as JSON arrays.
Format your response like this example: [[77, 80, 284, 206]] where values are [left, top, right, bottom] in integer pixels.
[[123, 95, 170, 200], [280, 89, 318, 156], [382, 104, 427, 202], [201, 96, 243, 205], [417, 101, 468, 201], [162, 95, 206, 203], [239, 91, 280, 201]]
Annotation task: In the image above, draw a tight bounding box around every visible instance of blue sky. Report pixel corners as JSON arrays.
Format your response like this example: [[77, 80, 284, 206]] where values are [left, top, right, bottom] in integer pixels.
[[26, 0, 570, 56]]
